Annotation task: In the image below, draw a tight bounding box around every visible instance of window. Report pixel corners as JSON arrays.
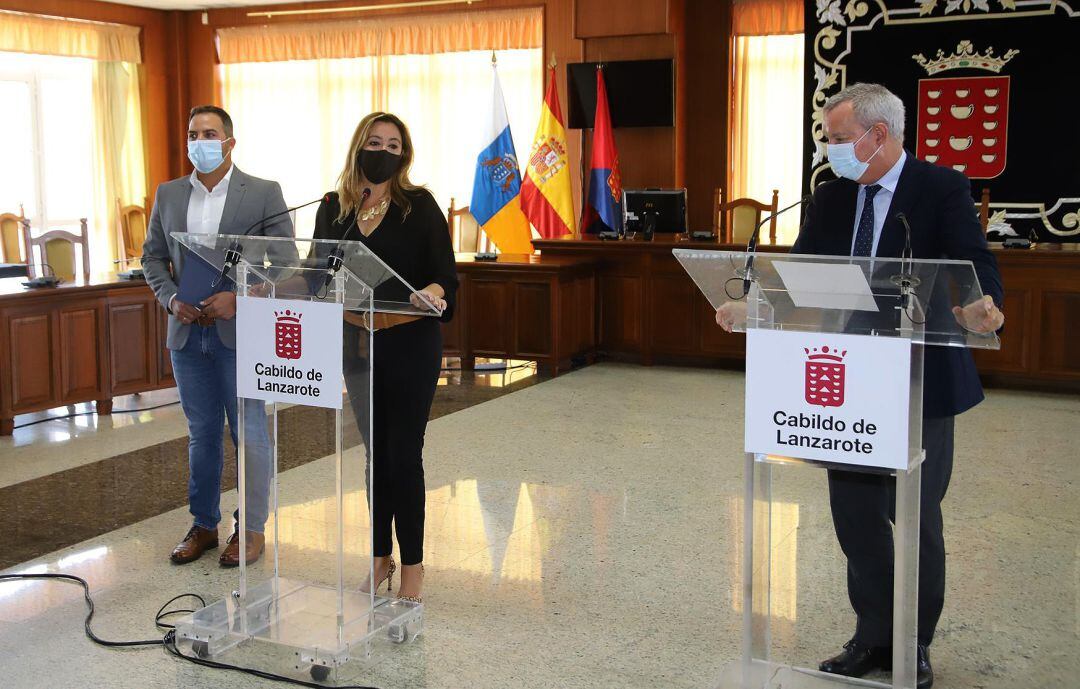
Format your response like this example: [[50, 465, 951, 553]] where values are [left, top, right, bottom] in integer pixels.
[[0, 52, 94, 238], [730, 33, 805, 244], [220, 48, 542, 239]]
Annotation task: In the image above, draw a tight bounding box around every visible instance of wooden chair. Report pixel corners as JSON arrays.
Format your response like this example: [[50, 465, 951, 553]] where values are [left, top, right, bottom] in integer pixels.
[[977, 187, 990, 234], [116, 199, 148, 262], [447, 198, 494, 253], [714, 188, 779, 244], [22, 218, 91, 283], [1, 206, 29, 263]]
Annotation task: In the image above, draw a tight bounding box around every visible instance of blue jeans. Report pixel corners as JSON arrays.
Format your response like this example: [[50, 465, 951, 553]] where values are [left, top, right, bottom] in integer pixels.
[[171, 324, 272, 533]]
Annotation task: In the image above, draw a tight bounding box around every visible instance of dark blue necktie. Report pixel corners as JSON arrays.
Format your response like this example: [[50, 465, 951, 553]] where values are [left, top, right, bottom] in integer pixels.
[[852, 184, 882, 257]]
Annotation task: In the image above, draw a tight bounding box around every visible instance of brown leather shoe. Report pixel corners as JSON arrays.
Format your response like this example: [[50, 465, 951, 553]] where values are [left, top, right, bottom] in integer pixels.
[[219, 530, 265, 567], [170, 525, 219, 564]]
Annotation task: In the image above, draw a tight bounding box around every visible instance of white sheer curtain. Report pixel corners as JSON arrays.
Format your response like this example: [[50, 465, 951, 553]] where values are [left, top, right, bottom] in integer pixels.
[[221, 49, 541, 238], [731, 34, 804, 244]]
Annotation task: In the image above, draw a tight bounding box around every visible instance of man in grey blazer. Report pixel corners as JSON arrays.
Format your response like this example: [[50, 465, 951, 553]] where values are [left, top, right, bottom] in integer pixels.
[[142, 105, 294, 567]]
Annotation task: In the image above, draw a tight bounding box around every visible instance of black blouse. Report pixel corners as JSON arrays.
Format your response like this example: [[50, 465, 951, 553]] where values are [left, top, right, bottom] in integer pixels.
[[312, 189, 458, 321]]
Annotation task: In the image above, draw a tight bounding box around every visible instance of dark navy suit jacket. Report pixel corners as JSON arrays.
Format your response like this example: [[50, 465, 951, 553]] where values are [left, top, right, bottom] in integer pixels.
[[792, 153, 1003, 418]]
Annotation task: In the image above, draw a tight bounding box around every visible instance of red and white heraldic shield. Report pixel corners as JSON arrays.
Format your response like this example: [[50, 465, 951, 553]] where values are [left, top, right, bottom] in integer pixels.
[[917, 75, 1009, 179], [805, 347, 846, 408]]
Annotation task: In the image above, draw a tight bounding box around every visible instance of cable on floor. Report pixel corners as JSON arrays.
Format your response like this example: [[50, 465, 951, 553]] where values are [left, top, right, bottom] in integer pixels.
[[0, 572, 382, 688], [12, 400, 181, 430]]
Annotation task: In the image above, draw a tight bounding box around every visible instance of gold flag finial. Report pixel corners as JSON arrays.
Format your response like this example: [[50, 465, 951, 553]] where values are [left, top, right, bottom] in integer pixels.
[[491, 50, 497, 65], [548, 52, 557, 69]]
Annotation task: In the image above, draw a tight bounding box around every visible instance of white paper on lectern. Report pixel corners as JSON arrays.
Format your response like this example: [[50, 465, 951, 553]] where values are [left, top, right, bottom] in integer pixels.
[[773, 261, 879, 312]]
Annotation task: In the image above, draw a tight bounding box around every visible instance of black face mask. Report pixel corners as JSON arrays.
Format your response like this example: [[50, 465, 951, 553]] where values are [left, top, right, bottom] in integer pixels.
[[357, 148, 402, 185]]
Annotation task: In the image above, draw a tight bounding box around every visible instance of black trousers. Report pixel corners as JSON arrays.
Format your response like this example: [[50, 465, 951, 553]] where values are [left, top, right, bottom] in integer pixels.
[[343, 318, 441, 565], [827, 416, 955, 648]]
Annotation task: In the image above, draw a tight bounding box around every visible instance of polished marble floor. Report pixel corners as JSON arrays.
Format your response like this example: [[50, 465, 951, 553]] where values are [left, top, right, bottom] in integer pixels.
[[0, 363, 1077, 688]]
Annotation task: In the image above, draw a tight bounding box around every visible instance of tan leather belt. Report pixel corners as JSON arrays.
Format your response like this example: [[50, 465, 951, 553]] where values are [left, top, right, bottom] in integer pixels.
[[345, 312, 423, 332]]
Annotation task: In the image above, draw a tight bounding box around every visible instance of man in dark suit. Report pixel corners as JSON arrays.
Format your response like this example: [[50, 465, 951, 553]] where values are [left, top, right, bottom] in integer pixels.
[[718, 83, 1004, 688]]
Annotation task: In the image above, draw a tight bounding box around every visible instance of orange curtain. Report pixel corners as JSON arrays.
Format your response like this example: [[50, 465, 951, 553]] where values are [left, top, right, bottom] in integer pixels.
[[0, 10, 141, 63], [217, 7, 542, 64], [732, 0, 803, 36]]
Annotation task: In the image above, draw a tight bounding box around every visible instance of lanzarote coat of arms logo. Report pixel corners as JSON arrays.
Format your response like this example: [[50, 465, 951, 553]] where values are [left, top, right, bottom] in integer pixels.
[[805, 346, 847, 408], [275, 309, 302, 360], [913, 41, 1018, 179]]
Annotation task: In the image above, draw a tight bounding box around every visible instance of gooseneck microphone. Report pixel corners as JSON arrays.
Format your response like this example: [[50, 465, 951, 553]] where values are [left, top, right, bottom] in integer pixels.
[[212, 194, 330, 289], [739, 194, 812, 298], [892, 212, 921, 312], [322, 187, 371, 293]]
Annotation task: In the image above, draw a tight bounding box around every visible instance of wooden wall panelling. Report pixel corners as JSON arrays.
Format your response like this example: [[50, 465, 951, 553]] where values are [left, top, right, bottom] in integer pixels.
[[576, 0, 668, 38], [683, 0, 731, 231]]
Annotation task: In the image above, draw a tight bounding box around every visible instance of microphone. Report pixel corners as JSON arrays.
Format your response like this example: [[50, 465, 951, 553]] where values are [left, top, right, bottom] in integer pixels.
[[212, 194, 330, 289], [322, 188, 371, 293], [740, 194, 812, 298], [892, 212, 921, 311]]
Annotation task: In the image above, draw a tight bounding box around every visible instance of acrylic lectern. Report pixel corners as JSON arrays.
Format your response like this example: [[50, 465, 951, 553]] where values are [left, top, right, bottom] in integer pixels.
[[170, 232, 442, 685], [674, 248, 999, 689]]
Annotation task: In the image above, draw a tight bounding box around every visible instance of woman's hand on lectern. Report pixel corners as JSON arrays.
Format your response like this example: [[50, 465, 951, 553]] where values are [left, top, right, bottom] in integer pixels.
[[715, 301, 748, 333], [952, 295, 1004, 333], [411, 285, 447, 312]]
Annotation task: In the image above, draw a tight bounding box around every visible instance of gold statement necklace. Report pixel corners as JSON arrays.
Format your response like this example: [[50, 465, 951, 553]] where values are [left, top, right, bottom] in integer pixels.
[[358, 196, 390, 222]]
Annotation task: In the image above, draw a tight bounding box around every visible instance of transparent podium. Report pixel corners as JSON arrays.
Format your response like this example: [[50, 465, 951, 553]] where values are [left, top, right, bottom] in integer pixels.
[[169, 232, 442, 684], [674, 249, 999, 689]]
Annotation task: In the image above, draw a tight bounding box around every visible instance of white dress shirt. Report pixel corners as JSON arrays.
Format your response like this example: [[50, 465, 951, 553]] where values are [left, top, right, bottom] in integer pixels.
[[186, 165, 234, 235], [172, 165, 233, 312], [850, 150, 906, 257]]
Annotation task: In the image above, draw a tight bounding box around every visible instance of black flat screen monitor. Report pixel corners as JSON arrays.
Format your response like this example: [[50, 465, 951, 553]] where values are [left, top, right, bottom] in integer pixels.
[[623, 189, 688, 234], [567, 59, 675, 129]]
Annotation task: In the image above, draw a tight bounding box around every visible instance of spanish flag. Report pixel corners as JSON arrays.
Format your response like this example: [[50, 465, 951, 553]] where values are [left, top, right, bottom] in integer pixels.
[[521, 66, 576, 239], [471, 62, 533, 254]]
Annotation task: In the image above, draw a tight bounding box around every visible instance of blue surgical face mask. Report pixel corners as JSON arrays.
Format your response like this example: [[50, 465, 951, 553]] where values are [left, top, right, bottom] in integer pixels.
[[826, 127, 882, 181], [187, 139, 229, 174]]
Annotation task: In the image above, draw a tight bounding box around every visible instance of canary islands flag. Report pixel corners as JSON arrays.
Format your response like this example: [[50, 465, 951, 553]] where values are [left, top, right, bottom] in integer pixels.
[[521, 66, 576, 239], [471, 63, 533, 254]]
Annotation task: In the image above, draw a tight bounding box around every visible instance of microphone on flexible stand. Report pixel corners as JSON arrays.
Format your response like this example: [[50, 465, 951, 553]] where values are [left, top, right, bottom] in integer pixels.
[[321, 188, 371, 294], [891, 212, 921, 312], [211, 194, 330, 289], [738, 194, 812, 298]]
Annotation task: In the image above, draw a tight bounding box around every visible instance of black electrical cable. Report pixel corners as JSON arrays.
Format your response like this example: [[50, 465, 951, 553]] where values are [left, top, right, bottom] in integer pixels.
[[0, 573, 165, 647], [0, 572, 382, 689], [13, 400, 181, 430], [439, 362, 535, 373]]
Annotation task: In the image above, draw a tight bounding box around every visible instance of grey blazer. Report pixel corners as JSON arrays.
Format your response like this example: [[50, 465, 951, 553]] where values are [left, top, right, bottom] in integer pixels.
[[142, 167, 295, 350]]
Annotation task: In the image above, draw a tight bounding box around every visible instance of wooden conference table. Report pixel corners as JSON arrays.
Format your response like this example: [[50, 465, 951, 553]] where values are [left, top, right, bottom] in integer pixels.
[[0, 274, 174, 435], [533, 235, 1080, 393], [2, 241, 1077, 434]]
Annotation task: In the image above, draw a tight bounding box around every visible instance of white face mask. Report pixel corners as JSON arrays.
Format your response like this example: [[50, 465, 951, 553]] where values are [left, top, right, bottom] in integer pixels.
[[187, 139, 229, 174], [826, 127, 882, 181]]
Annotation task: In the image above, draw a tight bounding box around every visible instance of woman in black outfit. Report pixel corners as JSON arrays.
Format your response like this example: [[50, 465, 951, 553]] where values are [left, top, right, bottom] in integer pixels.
[[312, 112, 457, 603]]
